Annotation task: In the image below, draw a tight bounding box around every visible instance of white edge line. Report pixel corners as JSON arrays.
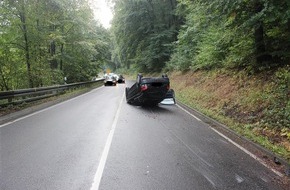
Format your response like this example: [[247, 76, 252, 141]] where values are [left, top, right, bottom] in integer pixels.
[[210, 127, 284, 178], [177, 104, 201, 121], [177, 104, 284, 178], [0, 121, 13, 128], [90, 92, 124, 190], [0, 86, 104, 128]]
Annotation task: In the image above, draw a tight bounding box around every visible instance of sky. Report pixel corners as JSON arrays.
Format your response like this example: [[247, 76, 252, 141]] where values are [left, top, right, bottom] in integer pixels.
[[89, 0, 113, 28]]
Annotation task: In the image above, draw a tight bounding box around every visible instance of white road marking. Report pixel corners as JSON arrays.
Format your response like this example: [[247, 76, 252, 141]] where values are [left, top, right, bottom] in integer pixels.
[[176, 104, 201, 121], [235, 174, 244, 183], [0, 121, 13, 128], [178, 103, 284, 178], [210, 127, 284, 178], [204, 174, 217, 188], [90, 92, 124, 190], [0, 87, 104, 128], [260, 176, 269, 183]]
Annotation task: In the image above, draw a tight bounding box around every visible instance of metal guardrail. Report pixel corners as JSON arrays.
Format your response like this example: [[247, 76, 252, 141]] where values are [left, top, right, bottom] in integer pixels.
[[0, 79, 104, 107]]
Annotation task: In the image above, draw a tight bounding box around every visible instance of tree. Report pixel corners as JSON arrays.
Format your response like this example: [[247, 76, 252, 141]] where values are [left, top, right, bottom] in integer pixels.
[[168, 0, 290, 72], [0, 0, 110, 90], [111, 0, 181, 72]]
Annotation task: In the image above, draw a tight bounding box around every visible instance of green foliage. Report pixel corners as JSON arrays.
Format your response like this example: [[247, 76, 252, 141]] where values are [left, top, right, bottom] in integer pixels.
[[167, 0, 290, 72], [262, 67, 290, 129], [0, 0, 111, 90], [111, 0, 180, 73], [168, 0, 228, 71], [194, 25, 227, 70], [224, 28, 255, 69]]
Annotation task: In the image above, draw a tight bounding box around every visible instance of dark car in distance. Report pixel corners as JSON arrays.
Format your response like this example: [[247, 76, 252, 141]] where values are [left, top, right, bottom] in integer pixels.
[[117, 75, 125, 83], [125, 74, 175, 106]]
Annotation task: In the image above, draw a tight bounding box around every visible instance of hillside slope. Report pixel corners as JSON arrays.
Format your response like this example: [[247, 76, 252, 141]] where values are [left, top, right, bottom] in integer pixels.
[[169, 68, 290, 161]]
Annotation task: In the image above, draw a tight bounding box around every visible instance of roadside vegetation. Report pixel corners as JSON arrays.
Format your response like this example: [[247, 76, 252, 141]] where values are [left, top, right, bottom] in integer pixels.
[[0, 0, 111, 90], [169, 69, 289, 161]]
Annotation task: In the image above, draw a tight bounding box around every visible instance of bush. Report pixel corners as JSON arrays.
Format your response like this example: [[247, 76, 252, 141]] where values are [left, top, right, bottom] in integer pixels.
[[262, 67, 290, 129]]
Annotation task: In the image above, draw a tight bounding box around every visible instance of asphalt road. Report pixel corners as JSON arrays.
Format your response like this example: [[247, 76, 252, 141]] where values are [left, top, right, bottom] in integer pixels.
[[0, 83, 285, 190]]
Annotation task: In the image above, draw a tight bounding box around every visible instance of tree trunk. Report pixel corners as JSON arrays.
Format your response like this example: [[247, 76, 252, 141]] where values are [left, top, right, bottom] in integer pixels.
[[254, 22, 266, 63], [49, 40, 58, 69], [287, 18, 290, 63], [169, 0, 176, 28], [253, 2, 272, 66], [0, 67, 9, 91], [60, 25, 64, 71], [60, 43, 64, 70], [146, 0, 155, 31], [19, 3, 33, 88]]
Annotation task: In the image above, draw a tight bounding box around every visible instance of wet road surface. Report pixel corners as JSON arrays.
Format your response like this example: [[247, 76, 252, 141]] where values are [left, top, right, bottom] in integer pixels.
[[0, 83, 285, 189]]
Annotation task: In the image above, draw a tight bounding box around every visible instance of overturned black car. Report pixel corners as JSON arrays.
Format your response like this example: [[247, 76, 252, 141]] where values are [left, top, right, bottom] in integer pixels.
[[125, 74, 175, 106]]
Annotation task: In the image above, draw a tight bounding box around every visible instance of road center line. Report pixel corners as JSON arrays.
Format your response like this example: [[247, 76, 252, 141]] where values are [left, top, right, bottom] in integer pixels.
[[90, 92, 124, 190]]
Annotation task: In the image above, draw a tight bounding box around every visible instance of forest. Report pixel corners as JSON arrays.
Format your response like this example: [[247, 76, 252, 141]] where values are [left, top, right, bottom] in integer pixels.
[[0, 0, 111, 90], [1, 0, 289, 89], [111, 0, 289, 73]]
